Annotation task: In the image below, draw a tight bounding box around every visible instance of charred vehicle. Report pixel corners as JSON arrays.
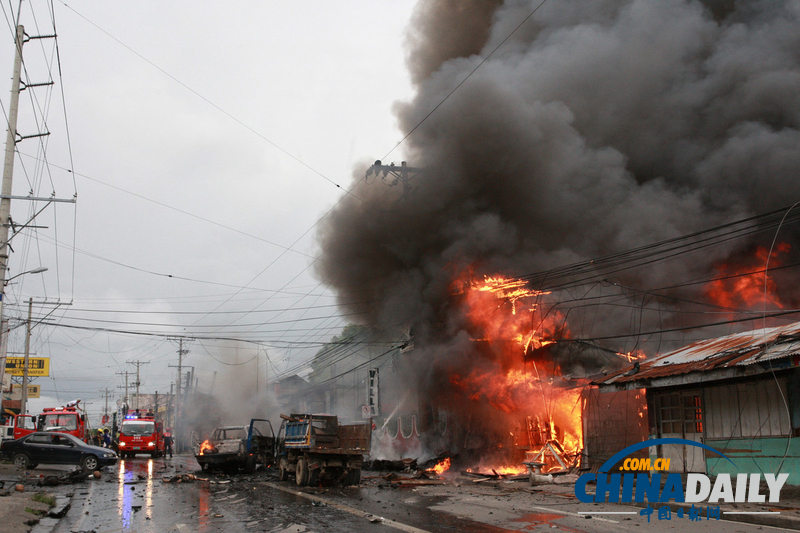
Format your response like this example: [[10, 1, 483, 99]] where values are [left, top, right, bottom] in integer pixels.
[[194, 419, 275, 473], [276, 413, 371, 486]]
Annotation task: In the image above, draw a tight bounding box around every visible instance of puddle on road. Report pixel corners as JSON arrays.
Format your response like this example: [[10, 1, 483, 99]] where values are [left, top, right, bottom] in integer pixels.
[[117, 458, 155, 528]]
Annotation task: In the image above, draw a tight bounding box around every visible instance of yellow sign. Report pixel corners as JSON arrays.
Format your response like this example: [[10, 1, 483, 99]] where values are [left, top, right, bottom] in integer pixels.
[[5, 357, 49, 377], [6, 384, 41, 400]]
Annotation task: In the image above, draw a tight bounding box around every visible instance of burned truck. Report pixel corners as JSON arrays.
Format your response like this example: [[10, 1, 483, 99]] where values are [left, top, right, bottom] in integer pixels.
[[276, 414, 370, 486], [194, 419, 275, 473]]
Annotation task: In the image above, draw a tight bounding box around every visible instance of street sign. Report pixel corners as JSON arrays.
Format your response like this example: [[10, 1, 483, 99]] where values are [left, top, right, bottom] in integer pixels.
[[6, 384, 40, 399], [4, 357, 49, 377], [366, 368, 379, 417]]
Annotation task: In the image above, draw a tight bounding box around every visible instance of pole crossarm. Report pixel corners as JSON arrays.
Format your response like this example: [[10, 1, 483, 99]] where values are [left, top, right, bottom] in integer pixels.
[[0, 195, 75, 203]]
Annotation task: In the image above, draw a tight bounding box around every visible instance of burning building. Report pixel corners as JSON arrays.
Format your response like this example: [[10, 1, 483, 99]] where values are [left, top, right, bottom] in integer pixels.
[[313, 0, 800, 472]]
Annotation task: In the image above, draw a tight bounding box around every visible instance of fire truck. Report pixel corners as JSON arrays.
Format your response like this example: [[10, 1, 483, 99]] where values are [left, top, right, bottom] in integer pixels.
[[118, 411, 165, 458], [13, 402, 89, 442]]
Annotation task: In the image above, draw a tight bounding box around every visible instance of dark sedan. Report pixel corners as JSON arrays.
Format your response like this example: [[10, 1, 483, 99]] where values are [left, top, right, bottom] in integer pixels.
[[0, 431, 117, 472]]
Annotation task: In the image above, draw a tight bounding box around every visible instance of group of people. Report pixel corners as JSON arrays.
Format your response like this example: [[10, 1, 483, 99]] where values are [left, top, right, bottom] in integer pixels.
[[91, 428, 113, 448]]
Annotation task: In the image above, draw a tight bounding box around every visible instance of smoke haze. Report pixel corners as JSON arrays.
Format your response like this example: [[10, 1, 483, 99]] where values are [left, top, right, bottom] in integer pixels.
[[318, 0, 800, 345]]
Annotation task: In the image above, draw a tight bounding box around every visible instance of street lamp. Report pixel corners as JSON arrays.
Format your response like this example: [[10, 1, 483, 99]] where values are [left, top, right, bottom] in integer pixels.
[[0, 267, 47, 416], [5, 267, 48, 285]]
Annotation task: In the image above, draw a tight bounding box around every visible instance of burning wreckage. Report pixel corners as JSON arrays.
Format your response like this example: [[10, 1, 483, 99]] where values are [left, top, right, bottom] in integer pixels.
[[184, 273, 643, 487], [353, 275, 637, 482]]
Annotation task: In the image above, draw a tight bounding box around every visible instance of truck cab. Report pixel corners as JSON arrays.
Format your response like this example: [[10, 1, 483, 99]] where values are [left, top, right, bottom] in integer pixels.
[[118, 412, 164, 458], [11, 414, 38, 440]]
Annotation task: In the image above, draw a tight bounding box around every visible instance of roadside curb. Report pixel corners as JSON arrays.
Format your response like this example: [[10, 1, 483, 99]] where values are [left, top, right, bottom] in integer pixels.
[[30, 492, 74, 533]]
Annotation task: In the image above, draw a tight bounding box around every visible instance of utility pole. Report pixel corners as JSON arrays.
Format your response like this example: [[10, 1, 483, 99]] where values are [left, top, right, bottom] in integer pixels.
[[0, 24, 67, 417], [116, 370, 134, 413], [19, 298, 32, 415], [99, 387, 112, 423], [168, 339, 188, 452], [0, 26, 24, 417], [128, 360, 148, 409], [168, 382, 173, 429]]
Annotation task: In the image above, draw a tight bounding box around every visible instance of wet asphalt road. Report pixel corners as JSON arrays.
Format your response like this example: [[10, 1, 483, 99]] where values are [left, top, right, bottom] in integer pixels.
[[44, 454, 797, 533]]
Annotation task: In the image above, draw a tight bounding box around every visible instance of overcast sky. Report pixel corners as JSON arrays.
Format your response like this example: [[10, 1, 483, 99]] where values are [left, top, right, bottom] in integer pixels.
[[0, 1, 417, 423]]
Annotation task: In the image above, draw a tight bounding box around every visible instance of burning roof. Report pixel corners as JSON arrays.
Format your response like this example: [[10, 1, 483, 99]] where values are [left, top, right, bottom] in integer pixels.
[[596, 320, 800, 390]]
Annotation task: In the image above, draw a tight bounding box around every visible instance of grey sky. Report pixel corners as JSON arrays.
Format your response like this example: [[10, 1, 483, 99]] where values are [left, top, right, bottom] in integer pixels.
[[0, 1, 416, 423]]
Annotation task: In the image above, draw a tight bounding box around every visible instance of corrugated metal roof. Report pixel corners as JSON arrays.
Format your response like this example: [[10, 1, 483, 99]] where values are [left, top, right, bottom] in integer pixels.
[[596, 321, 800, 386]]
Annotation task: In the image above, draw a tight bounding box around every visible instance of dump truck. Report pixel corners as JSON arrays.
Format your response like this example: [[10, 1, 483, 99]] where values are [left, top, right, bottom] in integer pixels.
[[276, 413, 371, 486], [194, 418, 275, 473]]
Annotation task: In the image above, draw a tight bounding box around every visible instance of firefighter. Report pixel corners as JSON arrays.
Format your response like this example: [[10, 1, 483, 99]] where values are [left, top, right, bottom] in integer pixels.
[[163, 428, 174, 458]]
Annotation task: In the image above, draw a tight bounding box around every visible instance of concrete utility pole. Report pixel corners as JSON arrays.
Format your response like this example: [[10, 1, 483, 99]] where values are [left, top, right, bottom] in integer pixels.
[[128, 360, 148, 409], [99, 387, 113, 420], [116, 371, 134, 412], [168, 339, 188, 452], [19, 298, 32, 415], [0, 26, 24, 416], [0, 24, 64, 417]]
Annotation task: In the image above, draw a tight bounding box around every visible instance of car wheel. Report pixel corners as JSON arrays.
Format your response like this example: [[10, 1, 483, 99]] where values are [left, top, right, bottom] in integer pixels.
[[279, 466, 289, 482], [13, 454, 29, 469], [295, 458, 308, 486], [81, 455, 100, 472]]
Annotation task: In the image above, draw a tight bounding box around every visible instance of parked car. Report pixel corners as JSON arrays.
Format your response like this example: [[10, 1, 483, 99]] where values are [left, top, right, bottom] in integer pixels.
[[0, 431, 117, 472]]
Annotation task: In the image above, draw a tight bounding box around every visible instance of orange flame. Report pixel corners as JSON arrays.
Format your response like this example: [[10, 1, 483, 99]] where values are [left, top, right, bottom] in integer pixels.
[[452, 272, 583, 471], [705, 243, 790, 310], [431, 458, 451, 475], [198, 439, 213, 455], [620, 350, 647, 362]]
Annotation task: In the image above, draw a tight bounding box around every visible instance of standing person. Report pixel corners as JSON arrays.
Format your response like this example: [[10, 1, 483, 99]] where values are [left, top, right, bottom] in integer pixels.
[[103, 428, 112, 448], [163, 428, 174, 458]]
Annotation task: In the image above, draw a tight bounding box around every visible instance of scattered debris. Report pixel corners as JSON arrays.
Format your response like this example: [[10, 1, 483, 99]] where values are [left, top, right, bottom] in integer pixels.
[[459, 470, 528, 483], [365, 458, 418, 472], [365, 514, 383, 523], [163, 474, 200, 483]]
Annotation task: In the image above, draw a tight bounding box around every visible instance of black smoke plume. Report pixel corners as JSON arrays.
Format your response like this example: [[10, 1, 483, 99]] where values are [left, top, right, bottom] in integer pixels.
[[315, 0, 800, 456]]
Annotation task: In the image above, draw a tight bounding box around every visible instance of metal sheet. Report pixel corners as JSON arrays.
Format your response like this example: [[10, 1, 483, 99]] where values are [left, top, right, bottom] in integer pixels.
[[596, 321, 800, 386]]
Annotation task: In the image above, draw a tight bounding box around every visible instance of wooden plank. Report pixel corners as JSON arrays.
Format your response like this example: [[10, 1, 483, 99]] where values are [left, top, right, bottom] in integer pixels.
[[779, 377, 791, 435], [738, 382, 759, 437], [726, 384, 740, 437], [704, 386, 720, 439]]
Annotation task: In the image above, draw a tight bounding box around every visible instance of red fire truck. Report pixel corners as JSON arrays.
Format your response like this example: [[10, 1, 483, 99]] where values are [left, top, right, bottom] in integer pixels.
[[13, 402, 89, 442], [118, 412, 165, 458]]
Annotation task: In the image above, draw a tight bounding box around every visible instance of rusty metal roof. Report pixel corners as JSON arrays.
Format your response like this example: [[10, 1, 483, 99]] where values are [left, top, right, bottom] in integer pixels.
[[596, 321, 800, 386]]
